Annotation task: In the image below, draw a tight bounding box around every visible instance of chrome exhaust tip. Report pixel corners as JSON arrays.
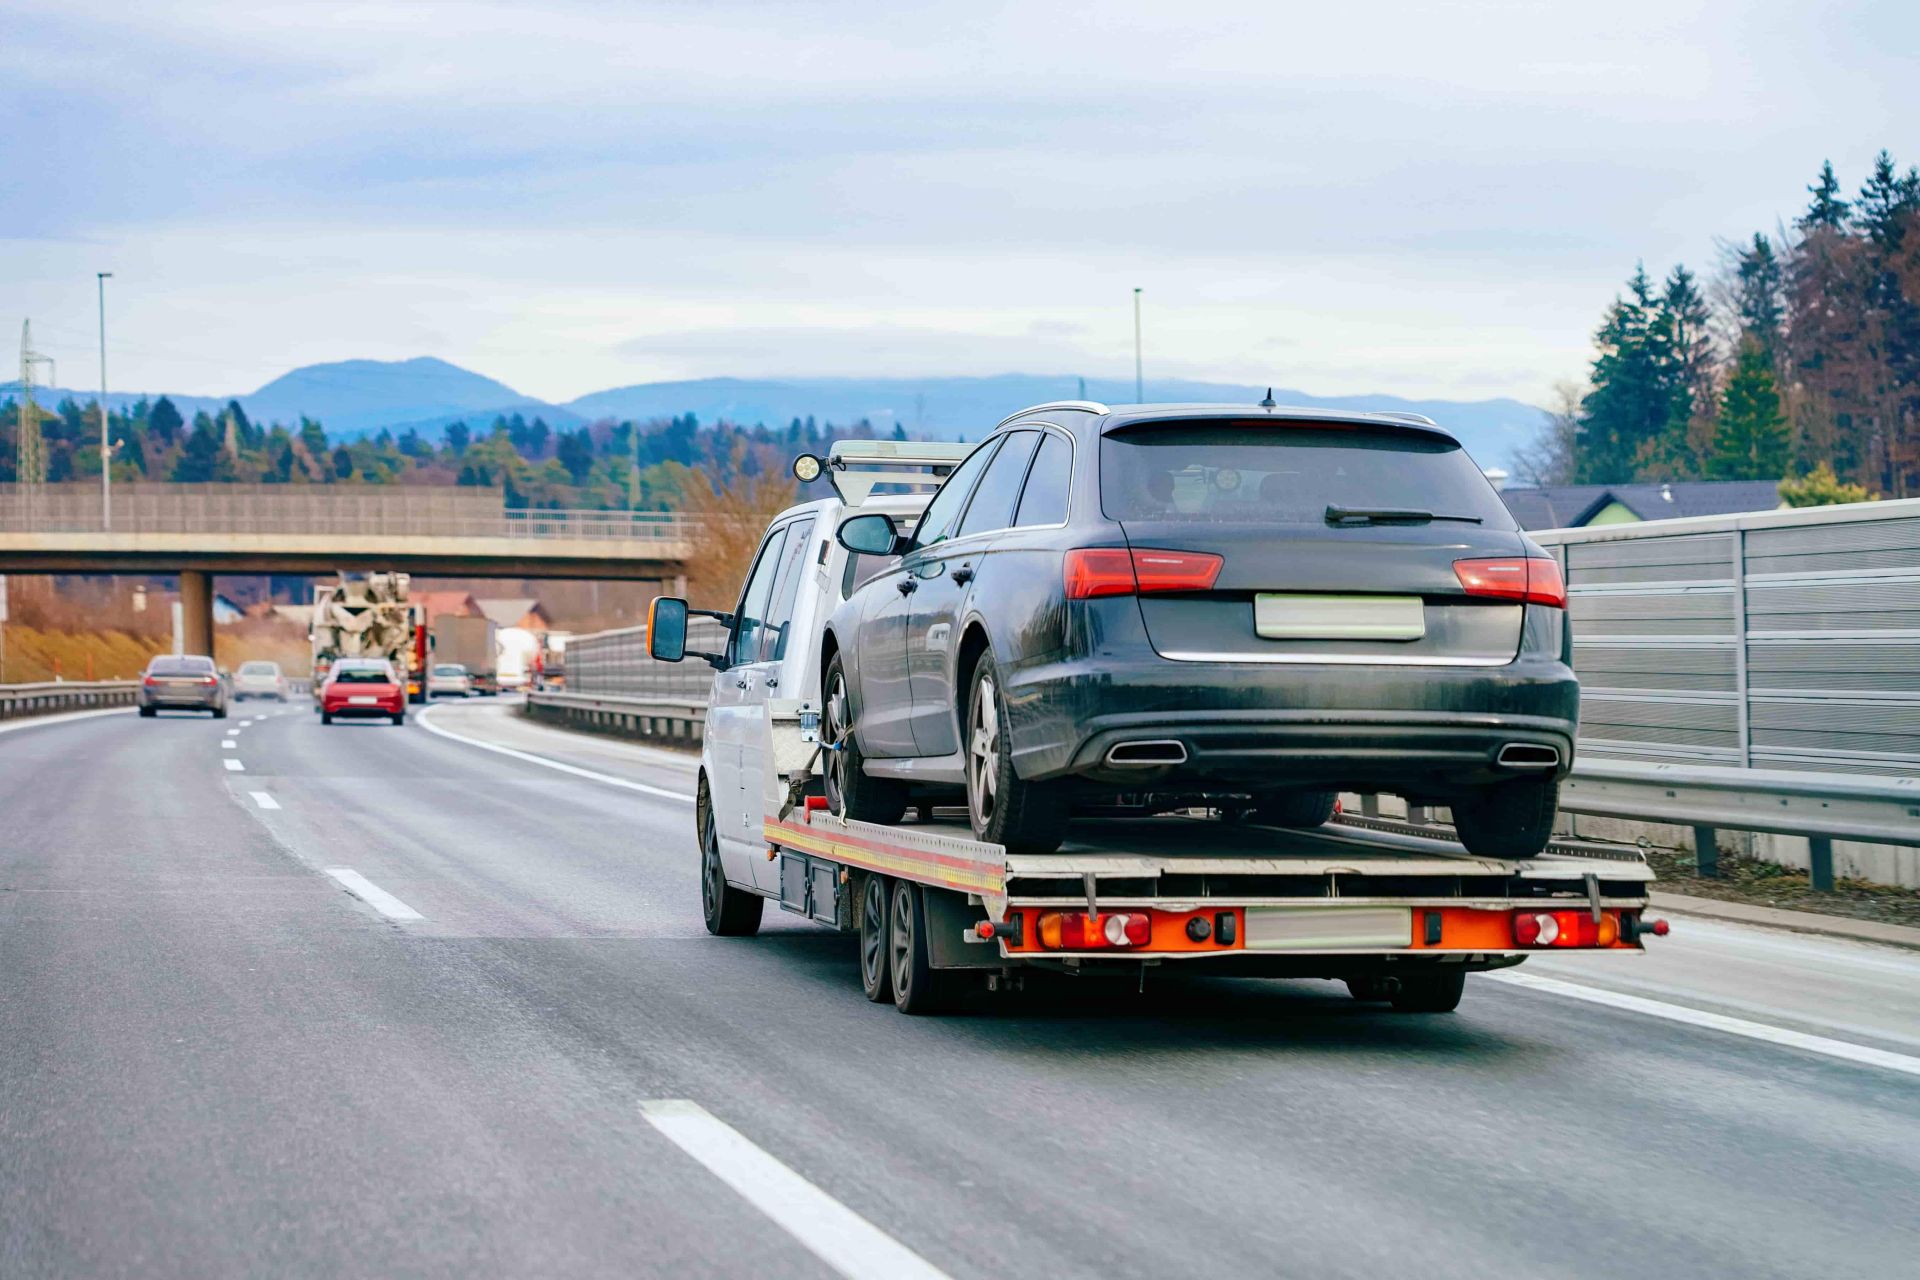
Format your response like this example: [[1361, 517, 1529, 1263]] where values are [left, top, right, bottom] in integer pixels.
[[1104, 739, 1189, 767], [1496, 743, 1560, 769]]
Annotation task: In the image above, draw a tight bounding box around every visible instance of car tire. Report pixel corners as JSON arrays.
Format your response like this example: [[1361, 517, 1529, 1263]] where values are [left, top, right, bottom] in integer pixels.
[[889, 880, 961, 1014], [699, 775, 763, 937], [858, 874, 893, 1004], [822, 651, 907, 825], [1251, 790, 1338, 829], [138, 706, 156, 718], [1389, 969, 1467, 1013], [1450, 777, 1558, 859], [392, 711, 406, 725], [321, 711, 333, 725], [213, 706, 227, 719], [965, 651, 1068, 855]]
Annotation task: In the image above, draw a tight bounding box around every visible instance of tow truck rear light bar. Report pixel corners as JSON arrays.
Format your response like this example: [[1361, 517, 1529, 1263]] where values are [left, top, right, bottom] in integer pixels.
[[1036, 910, 1152, 949], [1064, 548, 1224, 599]]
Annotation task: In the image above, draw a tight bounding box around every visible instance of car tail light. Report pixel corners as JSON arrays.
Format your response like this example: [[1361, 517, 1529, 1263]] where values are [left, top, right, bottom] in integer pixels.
[[1454, 557, 1566, 608], [197, 676, 217, 685], [1513, 910, 1618, 948], [1035, 910, 1152, 949], [1064, 548, 1223, 599], [143, 675, 159, 686]]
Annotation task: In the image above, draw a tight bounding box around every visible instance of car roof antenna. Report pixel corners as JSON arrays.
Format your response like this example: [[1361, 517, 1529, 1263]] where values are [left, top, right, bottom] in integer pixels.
[[1259, 387, 1277, 409]]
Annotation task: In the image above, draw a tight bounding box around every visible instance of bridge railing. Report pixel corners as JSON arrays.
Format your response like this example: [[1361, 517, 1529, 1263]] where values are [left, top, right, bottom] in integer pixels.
[[0, 483, 697, 542]]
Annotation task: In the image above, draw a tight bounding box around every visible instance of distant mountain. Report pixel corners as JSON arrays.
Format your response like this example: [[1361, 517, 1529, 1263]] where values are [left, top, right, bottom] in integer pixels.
[[565, 374, 1548, 468], [10, 362, 1549, 467]]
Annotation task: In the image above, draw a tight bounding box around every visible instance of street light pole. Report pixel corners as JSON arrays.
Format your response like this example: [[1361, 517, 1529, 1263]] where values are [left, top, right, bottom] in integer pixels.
[[1132, 287, 1143, 402], [97, 271, 113, 530]]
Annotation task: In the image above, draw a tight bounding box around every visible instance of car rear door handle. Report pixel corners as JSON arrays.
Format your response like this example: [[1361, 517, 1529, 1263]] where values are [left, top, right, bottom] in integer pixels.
[[950, 564, 974, 585]]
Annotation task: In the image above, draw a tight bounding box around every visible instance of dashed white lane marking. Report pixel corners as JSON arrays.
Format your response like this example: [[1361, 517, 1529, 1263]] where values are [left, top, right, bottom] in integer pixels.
[[1488, 971, 1920, 1078], [249, 791, 280, 810], [416, 705, 690, 803], [640, 1100, 952, 1280], [323, 868, 424, 921], [221, 739, 237, 748], [223, 758, 245, 772]]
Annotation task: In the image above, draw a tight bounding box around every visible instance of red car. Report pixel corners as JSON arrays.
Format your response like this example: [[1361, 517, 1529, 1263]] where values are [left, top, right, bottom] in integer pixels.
[[320, 658, 407, 725]]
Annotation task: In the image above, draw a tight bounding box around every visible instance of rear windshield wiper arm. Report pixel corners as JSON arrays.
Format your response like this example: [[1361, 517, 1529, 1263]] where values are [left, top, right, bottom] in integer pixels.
[[1325, 505, 1483, 526]]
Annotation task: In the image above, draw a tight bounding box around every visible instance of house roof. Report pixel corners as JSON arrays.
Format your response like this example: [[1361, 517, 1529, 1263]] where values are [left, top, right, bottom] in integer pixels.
[[1499, 480, 1783, 530], [474, 597, 546, 629], [414, 590, 480, 619]]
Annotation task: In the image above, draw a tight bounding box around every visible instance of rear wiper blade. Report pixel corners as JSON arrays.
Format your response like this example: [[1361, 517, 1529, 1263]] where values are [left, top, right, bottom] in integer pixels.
[[1325, 505, 1483, 525]]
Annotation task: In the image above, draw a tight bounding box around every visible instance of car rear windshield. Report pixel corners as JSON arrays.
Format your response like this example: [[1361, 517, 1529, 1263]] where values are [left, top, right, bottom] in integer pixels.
[[334, 667, 392, 684], [239, 662, 278, 675], [149, 657, 215, 676], [1100, 421, 1515, 528], [433, 665, 465, 676]]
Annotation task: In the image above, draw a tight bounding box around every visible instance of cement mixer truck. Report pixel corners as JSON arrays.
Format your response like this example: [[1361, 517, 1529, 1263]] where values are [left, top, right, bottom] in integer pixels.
[[308, 573, 427, 708]]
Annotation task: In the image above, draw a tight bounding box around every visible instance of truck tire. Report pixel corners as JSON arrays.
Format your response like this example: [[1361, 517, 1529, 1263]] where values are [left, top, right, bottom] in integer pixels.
[[1450, 777, 1558, 859], [965, 651, 1068, 855], [889, 880, 962, 1014], [1389, 969, 1466, 1013], [822, 652, 907, 825], [699, 775, 763, 937], [858, 874, 893, 1004], [1251, 790, 1337, 829]]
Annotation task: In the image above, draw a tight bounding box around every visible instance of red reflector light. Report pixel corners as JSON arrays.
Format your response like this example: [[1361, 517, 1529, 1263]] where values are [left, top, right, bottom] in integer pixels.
[[1454, 557, 1566, 608], [1514, 910, 1618, 948], [1034, 910, 1152, 949], [1064, 548, 1223, 599]]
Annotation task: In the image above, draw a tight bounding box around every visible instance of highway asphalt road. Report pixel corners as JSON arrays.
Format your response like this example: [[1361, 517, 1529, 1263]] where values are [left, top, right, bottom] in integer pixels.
[[3, 699, 1916, 1279]]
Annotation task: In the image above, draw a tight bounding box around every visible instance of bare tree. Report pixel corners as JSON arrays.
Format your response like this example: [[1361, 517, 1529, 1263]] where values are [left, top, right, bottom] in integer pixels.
[[675, 453, 799, 607], [1508, 381, 1583, 486]]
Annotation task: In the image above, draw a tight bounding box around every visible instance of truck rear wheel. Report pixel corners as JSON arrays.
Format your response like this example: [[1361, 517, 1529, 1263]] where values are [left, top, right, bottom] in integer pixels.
[[823, 653, 907, 824], [889, 880, 962, 1014], [1389, 969, 1466, 1013], [1450, 777, 1558, 859], [858, 875, 893, 1003], [699, 776, 763, 937]]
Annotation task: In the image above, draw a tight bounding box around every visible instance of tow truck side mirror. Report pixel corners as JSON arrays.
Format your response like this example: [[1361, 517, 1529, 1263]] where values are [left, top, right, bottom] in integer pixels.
[[648, 597, 690, 662], [838, 512, 902, 555]]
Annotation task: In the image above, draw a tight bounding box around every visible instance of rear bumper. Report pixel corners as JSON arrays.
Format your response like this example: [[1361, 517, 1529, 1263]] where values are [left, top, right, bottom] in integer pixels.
[[140, 689, 222, 709], [1003, 654, 1577, 796], [322, 701, 403, 717]]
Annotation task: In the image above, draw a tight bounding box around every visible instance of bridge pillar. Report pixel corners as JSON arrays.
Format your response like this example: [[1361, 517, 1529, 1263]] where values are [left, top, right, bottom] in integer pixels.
[[178, 571, 215, 657]]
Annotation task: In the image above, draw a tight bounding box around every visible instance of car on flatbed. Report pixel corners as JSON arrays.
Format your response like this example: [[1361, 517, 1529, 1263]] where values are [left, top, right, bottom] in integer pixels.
[[645, 427, 1662, 1015], [824, 401, 1575, 859]]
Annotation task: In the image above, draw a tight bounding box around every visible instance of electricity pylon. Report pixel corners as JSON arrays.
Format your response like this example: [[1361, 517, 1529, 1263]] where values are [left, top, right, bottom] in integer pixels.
[[15, 320, 56, 527]]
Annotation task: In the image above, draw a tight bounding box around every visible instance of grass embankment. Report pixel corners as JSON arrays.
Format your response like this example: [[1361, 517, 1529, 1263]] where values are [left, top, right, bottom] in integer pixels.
[[0, 624, 311, 683]]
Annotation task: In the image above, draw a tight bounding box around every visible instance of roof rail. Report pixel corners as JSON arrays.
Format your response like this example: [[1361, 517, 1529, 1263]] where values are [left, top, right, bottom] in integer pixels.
[[995, 400, 1110, 428], [818, 438, 975, 507]]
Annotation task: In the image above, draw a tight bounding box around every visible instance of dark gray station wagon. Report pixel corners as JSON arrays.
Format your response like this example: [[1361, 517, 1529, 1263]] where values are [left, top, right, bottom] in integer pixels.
[[823, 400, 1576, 858]]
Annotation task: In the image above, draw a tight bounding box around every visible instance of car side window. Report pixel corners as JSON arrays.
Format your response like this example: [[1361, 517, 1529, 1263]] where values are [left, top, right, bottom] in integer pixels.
[[1014, 431, 1072, 527], [758, 517, 816, 663], [729, 525, 790, 667], [911, 438, 1000, 550], [956, 431, 1041, 539]]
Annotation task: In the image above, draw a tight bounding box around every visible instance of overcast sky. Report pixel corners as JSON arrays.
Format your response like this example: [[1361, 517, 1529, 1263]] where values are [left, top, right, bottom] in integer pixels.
[[4, 0, 1915, 406]]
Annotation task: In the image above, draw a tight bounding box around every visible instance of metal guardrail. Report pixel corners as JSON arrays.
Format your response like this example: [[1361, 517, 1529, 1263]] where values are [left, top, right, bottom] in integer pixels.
[[524, 689, 707, 743], [0, 680, 139, 719], [1557, 759, 1920, 891], [0, 483, 698, 542], [564, 619, 726, 702]]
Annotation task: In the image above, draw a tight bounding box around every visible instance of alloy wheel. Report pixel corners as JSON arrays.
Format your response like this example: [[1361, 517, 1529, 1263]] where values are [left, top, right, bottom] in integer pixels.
[[967, 673, 999, 828], [825, 669, 851, 813], [860, 878, 888, 994], [700, 801, 721, 924], [889, 882, 915, 997]]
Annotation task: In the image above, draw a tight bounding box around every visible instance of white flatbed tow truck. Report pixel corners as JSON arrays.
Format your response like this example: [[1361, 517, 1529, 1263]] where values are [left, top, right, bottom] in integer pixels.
[[648, 439, 1664, 1014]]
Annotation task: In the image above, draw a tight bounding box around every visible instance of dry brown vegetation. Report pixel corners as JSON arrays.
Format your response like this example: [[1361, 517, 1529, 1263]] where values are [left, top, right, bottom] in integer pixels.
[[675, 466, 799, 608], [1, 578, 311, 682]]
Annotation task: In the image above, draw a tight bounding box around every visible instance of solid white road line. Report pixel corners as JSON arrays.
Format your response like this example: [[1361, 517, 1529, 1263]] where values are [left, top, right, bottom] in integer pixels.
[[0, 706, 134, 736], [249, 791, 280, 810], [1488, 971, 1920, 1078], [416, 705, 691, 803], [323, 868, 424, 921], [223, 758, 245, 772], [640, 1100, 952, 1280]]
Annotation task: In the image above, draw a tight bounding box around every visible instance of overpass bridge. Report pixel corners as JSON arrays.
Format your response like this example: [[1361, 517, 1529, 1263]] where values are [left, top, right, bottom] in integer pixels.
[[0, 483, 695, 654]]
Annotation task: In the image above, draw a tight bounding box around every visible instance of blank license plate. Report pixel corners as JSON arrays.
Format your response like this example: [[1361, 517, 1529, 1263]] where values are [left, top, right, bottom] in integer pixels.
[[1244, 907, 1413, 950], [349, 695, 379, 705], [1255, 593, 1424, 641]]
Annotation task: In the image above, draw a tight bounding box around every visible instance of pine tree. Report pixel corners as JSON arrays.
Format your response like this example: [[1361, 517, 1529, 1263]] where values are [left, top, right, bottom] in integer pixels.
[[1800, 160, 1851, 231], [148, 396, 184, 447], [1577, 265, 1670, 482], [1709, 342, 1790, 479], [1733, 234, 1786, 365]]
